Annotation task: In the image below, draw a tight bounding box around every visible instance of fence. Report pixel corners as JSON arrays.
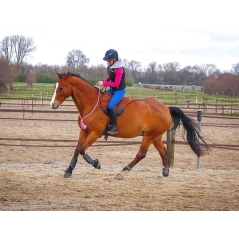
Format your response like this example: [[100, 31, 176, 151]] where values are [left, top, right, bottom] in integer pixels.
[[1, 100, 239, 169]]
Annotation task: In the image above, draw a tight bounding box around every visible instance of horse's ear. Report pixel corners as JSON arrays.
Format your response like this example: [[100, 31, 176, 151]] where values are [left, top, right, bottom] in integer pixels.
[[55, 69, 60, 77]]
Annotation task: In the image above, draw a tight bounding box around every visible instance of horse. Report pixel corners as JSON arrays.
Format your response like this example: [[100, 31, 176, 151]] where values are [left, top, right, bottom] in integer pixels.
[[50, 71, 210, 179]]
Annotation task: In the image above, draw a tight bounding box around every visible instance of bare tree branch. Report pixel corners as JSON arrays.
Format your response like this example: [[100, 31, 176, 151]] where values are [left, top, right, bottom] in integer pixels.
[[0, 58, 11, 92], [0, 36, 14, 63], [66, 49, 89, 69], [0, 35, 36, 66], [11, 35, 36, 65]]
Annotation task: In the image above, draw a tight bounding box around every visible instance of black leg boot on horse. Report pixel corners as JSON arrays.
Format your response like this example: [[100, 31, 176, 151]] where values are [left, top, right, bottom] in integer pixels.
[[108, 109, 118, 134]]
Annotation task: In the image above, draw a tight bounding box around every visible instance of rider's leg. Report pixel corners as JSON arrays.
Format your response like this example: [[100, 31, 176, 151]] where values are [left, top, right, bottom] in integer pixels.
[[107, 89, 126, 134]]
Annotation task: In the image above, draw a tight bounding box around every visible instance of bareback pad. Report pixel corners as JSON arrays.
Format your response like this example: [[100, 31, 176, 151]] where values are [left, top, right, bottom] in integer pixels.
[[100, 92, 131, 116]]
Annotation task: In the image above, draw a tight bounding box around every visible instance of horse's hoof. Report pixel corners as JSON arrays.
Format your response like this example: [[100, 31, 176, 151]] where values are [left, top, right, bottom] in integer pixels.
[[64, 167, 72, 178], [93, 159, 101, 169], [64, 172, 72, 178], [115, 173, 124, 180], [163, 168, 169, 177], [115, 169, 129, 180]]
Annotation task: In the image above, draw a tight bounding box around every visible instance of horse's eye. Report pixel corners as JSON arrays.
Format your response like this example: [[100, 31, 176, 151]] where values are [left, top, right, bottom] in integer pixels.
[[59, 87, 63, 91]]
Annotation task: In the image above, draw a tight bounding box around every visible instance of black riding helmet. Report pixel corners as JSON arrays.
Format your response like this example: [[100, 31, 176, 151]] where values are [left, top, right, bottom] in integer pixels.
[[103, 49, 118, 61]]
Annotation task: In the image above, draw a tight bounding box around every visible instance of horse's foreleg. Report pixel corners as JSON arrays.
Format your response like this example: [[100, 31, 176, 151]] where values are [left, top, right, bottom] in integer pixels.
[[64, 131, 101, 178], [64, 148, 81, 178], [83, 154, 101, 169], [64, 130, 86, 178], [153, 139, 169, 177]]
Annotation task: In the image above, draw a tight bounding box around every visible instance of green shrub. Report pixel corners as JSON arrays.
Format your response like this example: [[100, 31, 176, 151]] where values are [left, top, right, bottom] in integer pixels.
[[126, 78, 134, 86], [37, 74, 57, 84], [15, 74, 26, 82]]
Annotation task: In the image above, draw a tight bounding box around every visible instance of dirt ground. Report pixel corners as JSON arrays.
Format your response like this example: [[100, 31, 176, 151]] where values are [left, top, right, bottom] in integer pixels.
[[0, 100, 239, 210]]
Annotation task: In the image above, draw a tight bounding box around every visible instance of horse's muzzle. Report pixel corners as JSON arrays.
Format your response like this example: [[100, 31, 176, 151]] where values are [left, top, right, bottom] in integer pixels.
[[51, 103, 60, 109]]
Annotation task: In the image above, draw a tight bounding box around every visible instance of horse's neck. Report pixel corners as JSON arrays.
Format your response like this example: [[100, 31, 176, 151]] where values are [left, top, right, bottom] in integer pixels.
[[70, 77, 98, 114]]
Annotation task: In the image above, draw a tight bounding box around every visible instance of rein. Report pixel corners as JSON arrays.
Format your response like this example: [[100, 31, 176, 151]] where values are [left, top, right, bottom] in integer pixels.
[[79, 88, 101, 129]]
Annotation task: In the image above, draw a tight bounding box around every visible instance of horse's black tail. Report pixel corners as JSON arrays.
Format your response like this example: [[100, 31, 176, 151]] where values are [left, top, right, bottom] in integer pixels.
[[169, 106, 210, 157]]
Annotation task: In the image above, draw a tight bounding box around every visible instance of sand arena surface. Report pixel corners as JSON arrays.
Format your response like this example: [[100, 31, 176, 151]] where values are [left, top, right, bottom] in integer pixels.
[[0, 101, 239, 210]]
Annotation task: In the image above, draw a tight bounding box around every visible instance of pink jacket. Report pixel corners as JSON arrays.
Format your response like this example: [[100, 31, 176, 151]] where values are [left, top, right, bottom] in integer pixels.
[[103, 68, 123, 88]]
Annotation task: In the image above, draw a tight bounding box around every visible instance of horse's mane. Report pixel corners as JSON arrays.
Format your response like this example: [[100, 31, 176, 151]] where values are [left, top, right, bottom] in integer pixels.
[[58, 72, 99, 90]]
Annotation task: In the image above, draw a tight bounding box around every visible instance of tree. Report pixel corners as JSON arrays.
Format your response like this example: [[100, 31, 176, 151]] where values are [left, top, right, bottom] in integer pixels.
[[162, 62, 180, 72], [203, 73, 239, 96], [217, 73, 239, 96], [0, 36, 13, 63], [66, 49, 89, 69], [0, 35, 36, 66], [144, 62, 158, 84], [200, 64, 218, 76], [127, 60, 141, 71], [180, 65, 206, 86], [202, 74, 218, 94], [122, 59, 128, 67], [127, 60, 141, 82], [26, 72, 36, 87], [0, 58, 10, 93], [159, 62, 180, 85], [231, 62, 239, 76]]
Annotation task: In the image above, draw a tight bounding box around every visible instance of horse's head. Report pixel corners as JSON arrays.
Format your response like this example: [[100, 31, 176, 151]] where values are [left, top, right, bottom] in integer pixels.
[[50, 71, 73, 109]]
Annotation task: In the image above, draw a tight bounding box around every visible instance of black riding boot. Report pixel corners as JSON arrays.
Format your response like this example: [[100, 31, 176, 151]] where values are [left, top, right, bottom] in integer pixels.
[[108, 109, 118, 134]]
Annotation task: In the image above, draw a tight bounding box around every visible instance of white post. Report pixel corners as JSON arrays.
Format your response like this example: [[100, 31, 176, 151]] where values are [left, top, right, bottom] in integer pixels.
[[32, 94, 34, 112], [41, 92, 43, 106]]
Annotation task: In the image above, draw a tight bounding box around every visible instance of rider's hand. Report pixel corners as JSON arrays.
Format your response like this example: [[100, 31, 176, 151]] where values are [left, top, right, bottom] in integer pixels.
[[97, 81, 103, 86]]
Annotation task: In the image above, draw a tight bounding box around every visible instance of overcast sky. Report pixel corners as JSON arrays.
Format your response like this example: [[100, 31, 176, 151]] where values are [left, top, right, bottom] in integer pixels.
[[1, 0, 238, 72]]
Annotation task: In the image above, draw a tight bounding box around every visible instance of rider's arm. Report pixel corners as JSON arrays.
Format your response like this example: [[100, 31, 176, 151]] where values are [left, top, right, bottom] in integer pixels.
[[103, 68, 123, 88]]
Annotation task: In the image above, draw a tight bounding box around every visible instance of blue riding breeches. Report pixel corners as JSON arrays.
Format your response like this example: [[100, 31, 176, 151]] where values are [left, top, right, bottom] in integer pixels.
[[107, 88, 126, 110]]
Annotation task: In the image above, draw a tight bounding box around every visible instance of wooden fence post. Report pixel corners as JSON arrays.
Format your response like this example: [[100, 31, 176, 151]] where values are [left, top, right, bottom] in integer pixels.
[[197, 110, 202, 169], [167, 122, 176, 168]]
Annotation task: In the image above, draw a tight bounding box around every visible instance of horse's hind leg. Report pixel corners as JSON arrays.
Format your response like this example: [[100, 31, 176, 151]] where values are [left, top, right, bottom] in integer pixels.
[[153, 138, 169, 177], [116, 137, 153, 179]]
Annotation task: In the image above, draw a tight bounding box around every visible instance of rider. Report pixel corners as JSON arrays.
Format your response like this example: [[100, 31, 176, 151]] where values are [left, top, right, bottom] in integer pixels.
[[97, 49, 126, 134]]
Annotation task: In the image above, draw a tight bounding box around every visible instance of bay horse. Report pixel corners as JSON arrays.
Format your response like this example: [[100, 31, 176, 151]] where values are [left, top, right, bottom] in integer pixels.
[[50, 71, 210, 179]]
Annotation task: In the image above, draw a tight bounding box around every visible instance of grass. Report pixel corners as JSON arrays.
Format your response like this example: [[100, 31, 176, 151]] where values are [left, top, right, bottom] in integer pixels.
[[1, 82, 239, 108]]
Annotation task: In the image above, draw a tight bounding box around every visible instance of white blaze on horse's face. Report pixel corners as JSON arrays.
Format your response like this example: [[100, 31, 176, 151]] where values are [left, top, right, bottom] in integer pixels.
[[50, 83, 59, 109]]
